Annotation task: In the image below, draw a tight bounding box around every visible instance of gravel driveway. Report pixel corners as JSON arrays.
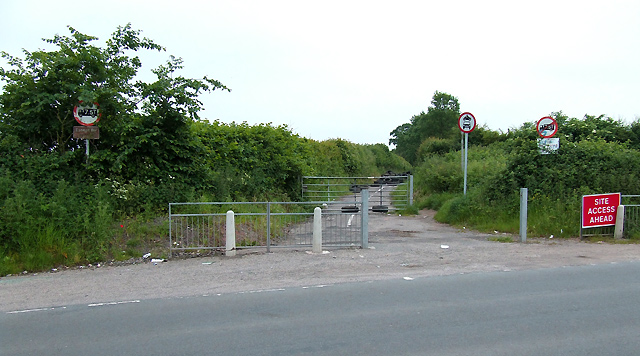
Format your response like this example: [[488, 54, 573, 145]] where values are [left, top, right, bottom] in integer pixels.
[[2, 210, 640, 312]]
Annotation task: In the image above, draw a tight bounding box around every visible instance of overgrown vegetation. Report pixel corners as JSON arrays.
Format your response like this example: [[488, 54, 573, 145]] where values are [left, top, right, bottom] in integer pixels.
[[0, 25, 410, 275], [394, 93, 640, 239], [6, 24, 636, 275]]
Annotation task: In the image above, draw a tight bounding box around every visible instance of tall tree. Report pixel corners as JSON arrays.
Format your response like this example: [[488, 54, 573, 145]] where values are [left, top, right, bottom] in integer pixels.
[[390, 91, 460, 164], [0, 25, 164, 154], [0, 25, 229, 195]]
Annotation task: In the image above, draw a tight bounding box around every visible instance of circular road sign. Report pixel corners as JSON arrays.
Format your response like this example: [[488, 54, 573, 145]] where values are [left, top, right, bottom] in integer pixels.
[[73, 101, 101, 126], [458, 112, 476, 133], [537, 116, 558, 138]]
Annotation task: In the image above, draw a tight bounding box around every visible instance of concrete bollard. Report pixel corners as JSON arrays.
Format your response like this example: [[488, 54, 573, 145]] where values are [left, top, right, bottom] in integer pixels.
[[312, 207, 322, 253], [614, 205, 625, 239], [226, 210, 236, 256]]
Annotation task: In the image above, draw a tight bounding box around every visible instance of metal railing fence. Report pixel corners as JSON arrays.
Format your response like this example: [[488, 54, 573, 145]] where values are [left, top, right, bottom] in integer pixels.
[[301, 175, 413, 211], [169, 199, 368, 257], [581, 195, 640, 238], [622, 195, 640, 238]]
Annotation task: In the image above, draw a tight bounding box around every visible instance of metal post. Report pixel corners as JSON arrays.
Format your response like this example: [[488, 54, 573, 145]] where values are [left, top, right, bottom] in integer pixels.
[[266, 202, 271, 253], [361, 188, 369, 249], [579, 195, 584, 239], [168, 204, 172, 258], [409, 175, 414, 206], [520, 188, 528, 243], [461, 132, 464, 171], [463, 133, 469, 195], [85, 139, 90, 165]]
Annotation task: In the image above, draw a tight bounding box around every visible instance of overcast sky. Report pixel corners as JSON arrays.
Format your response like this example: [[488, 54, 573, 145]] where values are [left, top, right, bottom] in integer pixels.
[[2, 0, 639, 145]]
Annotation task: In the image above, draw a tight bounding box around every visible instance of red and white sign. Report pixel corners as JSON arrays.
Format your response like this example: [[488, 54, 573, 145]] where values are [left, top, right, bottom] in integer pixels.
[[74, 101, 101, 126], [581, 193, 621, 228], [537, 116, 558, 138], [458, 112, 476, 133]]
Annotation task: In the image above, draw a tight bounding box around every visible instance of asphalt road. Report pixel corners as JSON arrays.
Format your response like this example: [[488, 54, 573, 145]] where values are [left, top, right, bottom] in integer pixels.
[[3, 262, 640, 356]]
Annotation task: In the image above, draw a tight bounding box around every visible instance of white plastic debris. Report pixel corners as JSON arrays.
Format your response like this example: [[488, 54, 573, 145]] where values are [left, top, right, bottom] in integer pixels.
[[202, 262, 213, 265], [151, 258, 166, 263], [403, 277, 414, 281], [142, 253, 151, 259], [440, 244, 450, 249], [550, 235, 554, 239]]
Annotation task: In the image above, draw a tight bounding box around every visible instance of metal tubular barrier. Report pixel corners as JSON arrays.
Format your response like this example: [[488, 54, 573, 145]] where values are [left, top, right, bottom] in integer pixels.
[[581, 195, 640, 239], [622, 198, 640, 239], [301, 174, 413, 212], [168, 200, 366, 257]]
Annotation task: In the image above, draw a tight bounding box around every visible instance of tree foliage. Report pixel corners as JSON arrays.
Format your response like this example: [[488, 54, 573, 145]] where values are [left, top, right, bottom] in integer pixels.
[[0, 24, 230, 205], [413, 106, 640, 237], [390, 91, 460, 164], [0, 25, 165, 153], [0, 24, 410, 273]]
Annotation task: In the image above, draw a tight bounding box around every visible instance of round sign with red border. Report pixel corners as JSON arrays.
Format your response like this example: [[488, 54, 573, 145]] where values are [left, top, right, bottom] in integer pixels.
[[73, 101, 101, 126], [537, 116, 558, 138], [458, 112, 476, 133]]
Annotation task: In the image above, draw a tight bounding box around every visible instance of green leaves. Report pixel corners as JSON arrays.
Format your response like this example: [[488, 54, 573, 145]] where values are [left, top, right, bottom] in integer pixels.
[[390, 91, 461, 165]]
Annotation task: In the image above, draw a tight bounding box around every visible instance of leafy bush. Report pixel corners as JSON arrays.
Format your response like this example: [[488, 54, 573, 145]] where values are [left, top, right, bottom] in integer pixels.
[[416, 137, 459, 160], [485, 139, 640, 199], [411, 111, 640, 238]]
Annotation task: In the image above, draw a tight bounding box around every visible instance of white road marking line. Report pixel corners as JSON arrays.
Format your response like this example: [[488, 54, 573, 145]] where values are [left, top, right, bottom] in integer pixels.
[[6, 307, 65, 314], [88, 300, 140, 307]]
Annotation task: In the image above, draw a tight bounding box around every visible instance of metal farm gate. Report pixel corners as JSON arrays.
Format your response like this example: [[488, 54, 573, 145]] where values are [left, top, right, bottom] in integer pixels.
[[620, 195, 640, 238], [301, 173, 413, 212], [168, 199, 368, 257]]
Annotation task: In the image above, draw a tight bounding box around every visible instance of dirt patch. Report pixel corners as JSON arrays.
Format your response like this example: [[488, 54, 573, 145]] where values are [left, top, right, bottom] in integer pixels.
[[2, 210, 640, 312]]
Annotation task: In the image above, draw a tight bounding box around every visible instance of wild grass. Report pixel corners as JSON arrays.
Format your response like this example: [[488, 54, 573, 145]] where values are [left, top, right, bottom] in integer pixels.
[[413, 144, 595, 239], [488, 236, 514, 243]]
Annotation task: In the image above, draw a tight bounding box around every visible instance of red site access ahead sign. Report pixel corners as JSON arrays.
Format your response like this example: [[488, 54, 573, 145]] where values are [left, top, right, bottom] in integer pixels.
[[581, 193, 621, 228]]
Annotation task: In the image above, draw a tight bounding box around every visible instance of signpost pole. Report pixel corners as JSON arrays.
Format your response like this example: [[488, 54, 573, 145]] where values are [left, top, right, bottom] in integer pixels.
[[461, 132, 464, 171], [457, 112, 476, 196], [74, 101, 101, 167], [85, 139, 89, 165], [463, 132, 469, 195]]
